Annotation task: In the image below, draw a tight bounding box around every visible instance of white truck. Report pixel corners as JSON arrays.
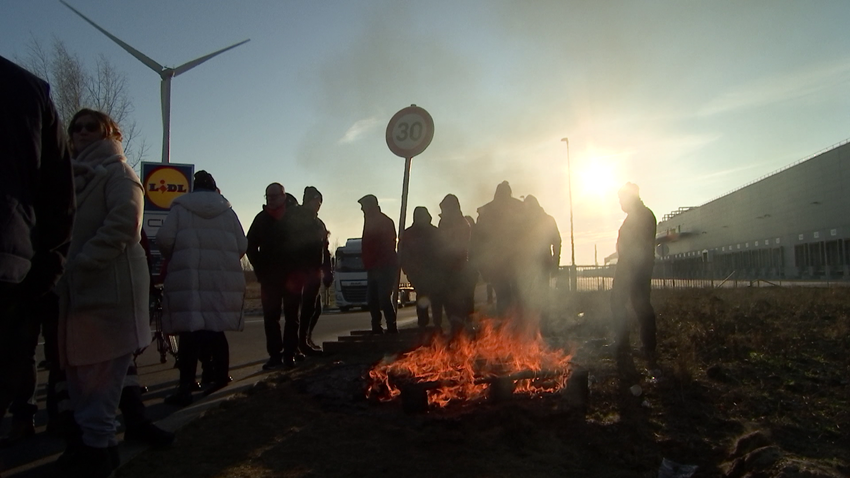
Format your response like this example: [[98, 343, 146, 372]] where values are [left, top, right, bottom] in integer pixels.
[[333, 238, 413, 312]]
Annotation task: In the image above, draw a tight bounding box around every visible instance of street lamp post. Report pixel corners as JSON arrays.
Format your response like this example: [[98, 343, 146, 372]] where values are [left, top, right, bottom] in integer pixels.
[[561, 138, 577, 292]]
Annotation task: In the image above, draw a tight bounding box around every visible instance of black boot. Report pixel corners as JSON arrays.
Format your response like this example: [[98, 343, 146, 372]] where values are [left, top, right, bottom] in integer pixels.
[[57, 444, 113, 478], [163, 386, 194, 407]]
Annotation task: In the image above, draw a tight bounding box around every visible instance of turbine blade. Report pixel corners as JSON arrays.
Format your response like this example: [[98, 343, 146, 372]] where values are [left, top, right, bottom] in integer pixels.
[[60, 0, 163, 73], [172, 39, 250, 77]]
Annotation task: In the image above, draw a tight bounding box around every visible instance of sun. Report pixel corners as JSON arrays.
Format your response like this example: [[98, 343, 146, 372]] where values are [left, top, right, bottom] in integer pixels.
[[574, 156, 620, 198]]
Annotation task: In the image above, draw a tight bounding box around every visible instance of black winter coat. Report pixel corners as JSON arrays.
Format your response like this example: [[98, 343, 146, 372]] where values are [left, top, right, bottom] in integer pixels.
[[0, 56, 75, 293]]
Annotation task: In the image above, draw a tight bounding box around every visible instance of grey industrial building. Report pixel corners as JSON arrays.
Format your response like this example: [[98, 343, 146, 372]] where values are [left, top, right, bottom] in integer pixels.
[[655, 139, 850, 281]]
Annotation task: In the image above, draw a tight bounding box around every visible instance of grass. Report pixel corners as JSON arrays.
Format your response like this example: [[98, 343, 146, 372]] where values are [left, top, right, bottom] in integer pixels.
[[117, 286, 849, 478]]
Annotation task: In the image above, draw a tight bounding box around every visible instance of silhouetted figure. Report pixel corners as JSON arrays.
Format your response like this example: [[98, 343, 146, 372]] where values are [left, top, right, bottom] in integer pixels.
[[0, 56, 74, 449], [475, 181, 524, 317], [438, 195, 473, 335], [246, 183, 293, 370], [400, 207, 440, 329], [611, 183, 658, 365], [359, 195, 398, 334], [518, 195, 561, 322], [463, 215, 479, 317], [286, 186, 330, 356]]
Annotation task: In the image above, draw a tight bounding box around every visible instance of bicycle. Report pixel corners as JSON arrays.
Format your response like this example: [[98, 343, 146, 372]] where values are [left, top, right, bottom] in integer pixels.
[[146, 285, 179, 366]]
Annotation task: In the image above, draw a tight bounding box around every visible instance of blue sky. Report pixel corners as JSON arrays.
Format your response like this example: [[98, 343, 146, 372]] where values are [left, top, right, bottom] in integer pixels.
[[4, 1, 850, 264]]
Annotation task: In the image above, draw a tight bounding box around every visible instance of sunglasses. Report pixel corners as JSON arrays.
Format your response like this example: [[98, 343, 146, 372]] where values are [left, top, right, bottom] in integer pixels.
[[70, 122, 100, 134]]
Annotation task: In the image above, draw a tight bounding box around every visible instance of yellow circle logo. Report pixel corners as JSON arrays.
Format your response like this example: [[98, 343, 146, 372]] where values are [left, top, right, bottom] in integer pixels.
[[144, 167, 190, 209]]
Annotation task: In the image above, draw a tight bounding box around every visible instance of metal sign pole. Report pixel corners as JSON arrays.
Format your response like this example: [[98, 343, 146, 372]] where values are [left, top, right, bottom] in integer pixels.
[[394, 156, 413, 312]]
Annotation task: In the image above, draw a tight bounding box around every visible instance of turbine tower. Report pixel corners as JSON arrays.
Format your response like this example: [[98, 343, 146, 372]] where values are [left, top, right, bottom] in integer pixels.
[[61, 0, 249, 164]]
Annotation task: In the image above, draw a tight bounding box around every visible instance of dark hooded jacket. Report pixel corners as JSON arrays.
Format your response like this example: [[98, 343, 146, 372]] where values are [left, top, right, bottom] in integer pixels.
[[617, 198, 657, 270], [522, 195, 562, 273], [0, 56, 75, 292], [475, 181, 523, 279], [400, 207, 440, 289], [438, 195, 471, 273]]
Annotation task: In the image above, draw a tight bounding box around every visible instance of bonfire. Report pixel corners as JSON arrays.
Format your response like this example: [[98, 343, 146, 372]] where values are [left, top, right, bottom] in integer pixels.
[[366, 318, 574, 408]]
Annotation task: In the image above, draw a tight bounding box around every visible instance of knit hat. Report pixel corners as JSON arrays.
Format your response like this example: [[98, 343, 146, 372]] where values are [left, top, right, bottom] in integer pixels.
[[303, 186, 323, 204], [194, 170, 217, 191]]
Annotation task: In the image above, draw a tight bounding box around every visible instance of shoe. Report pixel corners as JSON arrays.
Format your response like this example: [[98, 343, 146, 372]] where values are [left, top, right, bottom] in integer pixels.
[[163, 390, 193, 407], [370, 328, 384, 335], [300, 343, 323, 356], [202, 380, 230, 397], [262, 357, 284, 370], [202, 374, 232, 386], [0, 418, 35, 448], [294, 352, 306, 362], [108, 445, 120, 469], [124, 422, 175, 448], [283, 356, 296, 368], [307, 337, 320, 349], [386, 326, 399, 334], [57, 444, 113, 478]]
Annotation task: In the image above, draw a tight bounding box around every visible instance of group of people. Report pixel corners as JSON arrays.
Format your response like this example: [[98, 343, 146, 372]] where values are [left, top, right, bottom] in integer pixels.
[[1, 53, 659, 477], [247, 183, 333, 370], [360, 181, 563, 339], [1, 55, 173, 478], [0, 55, 254, 477]]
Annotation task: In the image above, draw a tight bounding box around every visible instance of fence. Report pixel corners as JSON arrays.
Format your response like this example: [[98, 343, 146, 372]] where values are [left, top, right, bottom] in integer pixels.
[[555, 265, 850, 292]]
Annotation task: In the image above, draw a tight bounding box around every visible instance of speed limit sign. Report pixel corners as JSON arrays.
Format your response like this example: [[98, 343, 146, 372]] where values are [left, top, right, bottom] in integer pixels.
[[386, 105, 434, 158]]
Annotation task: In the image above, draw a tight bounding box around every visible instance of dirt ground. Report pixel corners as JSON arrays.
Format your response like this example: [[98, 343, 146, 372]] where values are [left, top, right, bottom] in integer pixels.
[[117, 287, 849, 478]]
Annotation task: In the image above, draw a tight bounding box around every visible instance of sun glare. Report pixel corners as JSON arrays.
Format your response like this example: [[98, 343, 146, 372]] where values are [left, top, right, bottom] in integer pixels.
[[575, 155, 620, 198]]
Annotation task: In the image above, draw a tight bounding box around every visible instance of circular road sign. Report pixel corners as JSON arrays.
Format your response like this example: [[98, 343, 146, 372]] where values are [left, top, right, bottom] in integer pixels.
[[386, 105, 434, 158]]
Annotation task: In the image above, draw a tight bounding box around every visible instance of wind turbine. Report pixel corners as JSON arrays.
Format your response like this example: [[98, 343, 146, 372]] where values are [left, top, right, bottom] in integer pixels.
[[60, 0, 249, 164]]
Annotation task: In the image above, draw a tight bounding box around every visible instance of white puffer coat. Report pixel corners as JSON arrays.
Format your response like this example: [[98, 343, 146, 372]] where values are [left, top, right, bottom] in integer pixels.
[[157, 190, 247, 334], [58, 139, 151, 367]]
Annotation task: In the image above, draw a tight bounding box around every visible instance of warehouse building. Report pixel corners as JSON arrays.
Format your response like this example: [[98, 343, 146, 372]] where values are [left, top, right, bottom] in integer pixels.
[[655, 139, 850, 281]]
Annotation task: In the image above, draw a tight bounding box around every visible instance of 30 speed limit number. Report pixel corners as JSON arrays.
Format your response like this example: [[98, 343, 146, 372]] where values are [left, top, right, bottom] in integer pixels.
[[386, 105, 434, 158]]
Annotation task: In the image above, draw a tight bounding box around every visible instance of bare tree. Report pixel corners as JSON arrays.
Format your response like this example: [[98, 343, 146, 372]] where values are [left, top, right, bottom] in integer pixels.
[[19, 36, 148, 167]]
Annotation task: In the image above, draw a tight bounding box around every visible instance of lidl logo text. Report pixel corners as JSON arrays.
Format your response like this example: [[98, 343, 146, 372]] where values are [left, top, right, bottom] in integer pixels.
[[143, 166, 190, 209]]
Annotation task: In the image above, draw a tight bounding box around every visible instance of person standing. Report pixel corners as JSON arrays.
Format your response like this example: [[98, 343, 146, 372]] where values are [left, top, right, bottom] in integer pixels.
[[295, 186, 332, 353], [0, 56, 74, 448], [56, 108, 151, 477], [399, 207, 440, 329], [358, 194, 398, 334], [519, 195, 561, 322], [475, 181, 524, 317], [157, 171, 247, 406], [246, 183, 291, 370], [611, 182, 658, 365], [437, 195, 472, 336]]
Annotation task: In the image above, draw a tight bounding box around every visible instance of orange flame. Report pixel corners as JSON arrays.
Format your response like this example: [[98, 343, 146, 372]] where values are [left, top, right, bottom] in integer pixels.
[[366, 318, 573, 408]]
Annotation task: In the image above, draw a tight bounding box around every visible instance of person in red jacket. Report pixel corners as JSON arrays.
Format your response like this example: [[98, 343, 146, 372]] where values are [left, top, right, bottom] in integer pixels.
[[358, 195, 398, 334]]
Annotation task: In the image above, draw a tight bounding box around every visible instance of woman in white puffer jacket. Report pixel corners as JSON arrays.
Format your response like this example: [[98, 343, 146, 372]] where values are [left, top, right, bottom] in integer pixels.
[[156, 170, 247, 406]]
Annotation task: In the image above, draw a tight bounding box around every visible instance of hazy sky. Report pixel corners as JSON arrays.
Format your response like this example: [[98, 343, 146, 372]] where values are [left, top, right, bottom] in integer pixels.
[[4, 1, 850, 264]]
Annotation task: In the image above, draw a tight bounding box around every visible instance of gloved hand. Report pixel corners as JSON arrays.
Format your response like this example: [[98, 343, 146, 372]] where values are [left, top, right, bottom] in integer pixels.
[[20, 251, 66, 298], [322, 272, 334, 289]]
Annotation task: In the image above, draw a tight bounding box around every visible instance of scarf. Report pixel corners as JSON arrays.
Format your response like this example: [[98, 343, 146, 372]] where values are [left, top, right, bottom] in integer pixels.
[[71, 139, 127, 193]]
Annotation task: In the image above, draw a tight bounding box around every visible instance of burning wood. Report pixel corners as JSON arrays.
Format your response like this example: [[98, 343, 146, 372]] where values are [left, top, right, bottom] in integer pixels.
[[365, 318, 573, 409]]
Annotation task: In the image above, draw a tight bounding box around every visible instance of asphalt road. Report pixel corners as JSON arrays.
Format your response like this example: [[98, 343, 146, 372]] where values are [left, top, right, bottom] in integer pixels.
[[0, 305, 419, 477]]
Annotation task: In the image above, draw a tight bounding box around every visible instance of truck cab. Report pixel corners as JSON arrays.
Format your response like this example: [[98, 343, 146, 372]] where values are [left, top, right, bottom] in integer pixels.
[[333, 237, 414, 312], [334, 238, 368, 312]]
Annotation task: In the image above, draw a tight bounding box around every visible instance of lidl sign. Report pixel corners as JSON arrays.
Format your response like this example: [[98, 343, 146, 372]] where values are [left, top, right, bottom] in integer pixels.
[[141, 162, 194, 211]]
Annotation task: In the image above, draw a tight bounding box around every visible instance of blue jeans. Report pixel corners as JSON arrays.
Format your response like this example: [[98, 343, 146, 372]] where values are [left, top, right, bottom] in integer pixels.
[[366, 267, 397, 331], [66, 353, 133, 448]]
